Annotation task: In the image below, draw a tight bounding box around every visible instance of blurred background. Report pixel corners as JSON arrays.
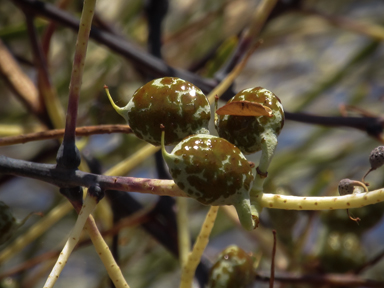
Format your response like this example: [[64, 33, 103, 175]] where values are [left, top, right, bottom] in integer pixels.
[[0, 0, 384, 287]]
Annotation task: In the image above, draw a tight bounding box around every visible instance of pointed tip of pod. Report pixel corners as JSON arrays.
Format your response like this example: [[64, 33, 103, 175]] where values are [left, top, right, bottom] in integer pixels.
[[160, 126, 171, 161], [104, 85, 129, 122]]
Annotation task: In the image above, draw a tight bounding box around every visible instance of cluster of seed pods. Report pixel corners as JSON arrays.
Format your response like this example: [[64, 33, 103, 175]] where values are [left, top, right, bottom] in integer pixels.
[[335, 146, 384, 223], [106, 77, 284, 230]]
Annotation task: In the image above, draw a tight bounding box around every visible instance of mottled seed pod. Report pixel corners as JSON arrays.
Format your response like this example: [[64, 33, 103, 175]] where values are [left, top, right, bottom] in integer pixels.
[[0, 201, 17, 245], [208, 245, 254, 288], [369, 146, 384, 169], [362, 146, 384, 185], [215, 87, 284, 155], [161, 131, 255, 230], [106, 77, 211, 146], [338, 179, 368, 196]]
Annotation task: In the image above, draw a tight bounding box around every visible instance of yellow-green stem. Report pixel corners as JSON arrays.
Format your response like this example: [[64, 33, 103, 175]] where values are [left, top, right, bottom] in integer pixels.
[[176, 197, 191, 265], [179, 206, 219, 288], [43, 194, 97, 288], [260, 189, 384, 210], [85, 215, 130, 288]]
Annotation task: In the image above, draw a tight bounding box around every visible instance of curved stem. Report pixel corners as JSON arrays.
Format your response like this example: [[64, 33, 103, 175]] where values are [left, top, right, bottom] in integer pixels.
[[362, 168, 374, 185]]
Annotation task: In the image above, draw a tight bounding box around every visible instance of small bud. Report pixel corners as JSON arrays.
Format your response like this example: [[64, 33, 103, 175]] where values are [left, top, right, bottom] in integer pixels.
[[369, 146, 384, 170], [337, 179, 368, 224], [338, 179, 354, 196], [362, 146, 384, 185]]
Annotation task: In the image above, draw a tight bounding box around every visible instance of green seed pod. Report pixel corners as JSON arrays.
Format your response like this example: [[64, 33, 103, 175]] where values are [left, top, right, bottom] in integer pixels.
[[106, 77, 211, 146], [208, 245, 254, 288], [161, 131, 255, 230], [215, 87, 284, 155], [0, 201, 17, 245]]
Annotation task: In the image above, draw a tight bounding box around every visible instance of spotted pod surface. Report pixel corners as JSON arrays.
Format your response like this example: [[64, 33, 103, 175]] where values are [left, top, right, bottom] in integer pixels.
[[126, 77, 211, 146], [215, 87, 284, 154], [208, 245, 254, 288], [338, 179, 355, 196], [162, 134, 254, 206], [369, 146, 384, 170], [0, 201, 17, 245]]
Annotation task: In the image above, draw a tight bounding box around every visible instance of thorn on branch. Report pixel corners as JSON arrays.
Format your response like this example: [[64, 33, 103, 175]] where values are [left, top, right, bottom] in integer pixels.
[[56, 142, 81, 169]]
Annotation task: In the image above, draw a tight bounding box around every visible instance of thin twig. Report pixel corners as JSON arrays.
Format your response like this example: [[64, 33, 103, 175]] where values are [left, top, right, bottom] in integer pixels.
[[24, 13, 65, 129], [256, 271, 384, 287], [0, 125, 132, 146], [207, 40, 262, 104], [270, 230, 276, 288], [43, 193, 97, 288], [354, 248, 384, 275], [85, 214, 130, 288], [303, 9, 384, 41], [0, 39, 46, 123], [41, 0, 72, 57], [62, 0, 96, 145]]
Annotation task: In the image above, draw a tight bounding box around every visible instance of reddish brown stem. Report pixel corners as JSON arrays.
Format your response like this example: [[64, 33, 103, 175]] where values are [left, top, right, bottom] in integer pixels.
[[0, 124, 132, 146], [270, 230, 277, 288]]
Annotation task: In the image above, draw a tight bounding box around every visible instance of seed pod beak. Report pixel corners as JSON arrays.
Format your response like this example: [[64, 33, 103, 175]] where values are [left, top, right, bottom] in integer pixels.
[[104, 85, 129, 122]]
